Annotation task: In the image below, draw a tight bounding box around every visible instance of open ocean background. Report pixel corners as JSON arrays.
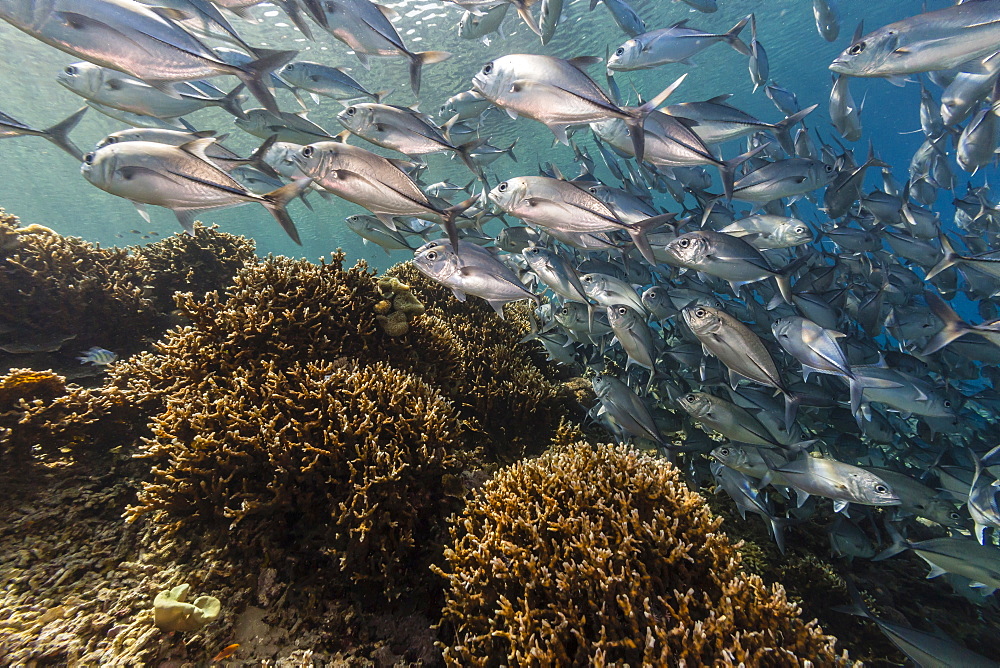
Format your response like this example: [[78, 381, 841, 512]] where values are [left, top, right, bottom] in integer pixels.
[[0, 0, 981, 271]]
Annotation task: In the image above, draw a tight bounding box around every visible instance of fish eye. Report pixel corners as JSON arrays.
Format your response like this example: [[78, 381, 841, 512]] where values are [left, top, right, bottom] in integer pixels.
[[617, 306, 628, 315], [560, 307, 569, 315], [849, 41, 866, 55], [64, 65, 77, 75], [589, 186, 598, 194], [345, 106, 356, 116], [695, 308, 706, 317], [104, 136, 118, 145], [83, 152, 95, 165], [427, 250, 437, 260], [615, 47, 625, 57], [795, 226, 806, 234], [482, 62, 493, 75], [826, 164, 835, 172], [302, 146, 314, 158], [719, 447, 729, 456], [944, 400, 952, 408], [679, 238, 690, 247], [874, 484, 888, 494], [950, 511, 961, 520], [685, 394, 695, 402], [498, 181, 508, 192]]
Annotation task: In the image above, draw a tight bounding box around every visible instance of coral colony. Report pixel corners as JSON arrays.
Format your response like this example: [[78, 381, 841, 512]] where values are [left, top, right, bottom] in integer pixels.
[[1, 214, 997, 664]]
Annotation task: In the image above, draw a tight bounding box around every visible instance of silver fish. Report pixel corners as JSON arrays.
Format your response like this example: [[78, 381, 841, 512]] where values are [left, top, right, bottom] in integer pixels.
[[345, 214, 416, 254], [278, 61, 388, 104], [765, 455, 900, 510], [472, 53, 680, 163], [412, 240, 537, 315], [292, 141, 473, 248], [593, 0, 644, 38], [607, 16, 751, 71], [813, 0, 840, 42], [539, 0, 563, 45], [81, 138, 308, 242], [57, 61, 245, 120], [457, 3, 508, 45], [0, 0, 292, 112], [830, 1, 1000, 79], [591, 374, 667, 451], [316, 0, 450, 96]]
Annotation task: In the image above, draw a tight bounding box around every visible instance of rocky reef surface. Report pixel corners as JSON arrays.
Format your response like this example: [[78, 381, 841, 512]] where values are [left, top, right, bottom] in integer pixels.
[[0, 209, 995, 666]]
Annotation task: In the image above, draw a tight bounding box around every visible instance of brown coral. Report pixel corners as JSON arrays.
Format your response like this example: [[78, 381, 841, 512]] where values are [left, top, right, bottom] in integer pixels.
[[434, 442, 851, 666], [384, 262, 575, 461], [127, 359, 468, 595], [0, 212, 254, 373], [133, 223, 256, 313], [0, 368, 135, 469]]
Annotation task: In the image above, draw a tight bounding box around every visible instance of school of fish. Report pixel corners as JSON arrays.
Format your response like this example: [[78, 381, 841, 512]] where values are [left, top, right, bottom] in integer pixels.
[[3, 0, 1000, 661]]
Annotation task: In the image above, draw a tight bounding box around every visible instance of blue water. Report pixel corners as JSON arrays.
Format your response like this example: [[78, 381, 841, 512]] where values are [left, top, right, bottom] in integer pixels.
[[0, 0, 961, 270]]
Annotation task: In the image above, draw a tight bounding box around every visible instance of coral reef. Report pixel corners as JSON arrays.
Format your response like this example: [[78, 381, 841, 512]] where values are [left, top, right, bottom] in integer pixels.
[[128, 359, 469, 593], [0, 210, 156, 363], [434, 442, 852, 666], [133, 223, 256, 314], [0, 367, 134, 469], [385, 262, 580, 461], [0, 212, 255, 374]]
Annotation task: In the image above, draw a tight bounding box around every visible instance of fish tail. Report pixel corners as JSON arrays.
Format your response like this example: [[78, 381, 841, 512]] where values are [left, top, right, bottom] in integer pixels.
[[771, 103, 817, 157], [872, 522, 909, 562], [831, 580, 873, 620], [628, 212, 675, 266], [922, 290, 974, 355], [245, 135, 281, 179], [441, 195, 478, 251], [408, 51, 452, 97], [923, 234, 959, 281], [42, 107, 87, 161], [238, 49, 298, 115], [262, 177, 312, 245], [724, 15, 752, 56], [719, 142, 766, 201], [504, 138, 519, 162], [455, 138, 487, 178], [511, 0, 543, 36], [623, 73, 688, 164], [783, 391, 799, 435], [217, 83, 248, 120]]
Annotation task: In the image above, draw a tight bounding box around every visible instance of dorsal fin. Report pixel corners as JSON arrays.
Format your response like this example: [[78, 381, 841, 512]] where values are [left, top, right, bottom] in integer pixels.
[[567, 56, 602, 71], [177, 136, 218, 162]]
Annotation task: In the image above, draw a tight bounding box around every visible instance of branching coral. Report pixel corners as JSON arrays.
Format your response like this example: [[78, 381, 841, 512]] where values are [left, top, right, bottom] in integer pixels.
[[127, 359, 468, 594], [0, 210, 157, 359], [0, 212, 254, 371], [0, 368, 134, 469], [133, 223, 256, 313], [384, 262, 577, 461], [434, 442, 852, 666]]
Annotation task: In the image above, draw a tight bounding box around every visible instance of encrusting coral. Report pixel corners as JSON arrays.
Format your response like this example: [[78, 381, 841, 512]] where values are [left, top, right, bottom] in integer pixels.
[[434, 441, 853, 666], [374, 276, 426, 337]]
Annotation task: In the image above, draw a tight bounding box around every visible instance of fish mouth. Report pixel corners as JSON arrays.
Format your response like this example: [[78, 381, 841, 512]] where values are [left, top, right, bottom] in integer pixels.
[[829, 58, 849, 73]]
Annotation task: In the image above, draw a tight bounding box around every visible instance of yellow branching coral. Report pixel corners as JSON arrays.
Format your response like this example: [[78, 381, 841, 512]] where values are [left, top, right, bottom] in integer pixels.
[[0, 368, 134, 467], [128, 359, 468, 593], [133, 223, 256, 313], [385, 262, 575, 461], [435, 442, 853, 666]]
